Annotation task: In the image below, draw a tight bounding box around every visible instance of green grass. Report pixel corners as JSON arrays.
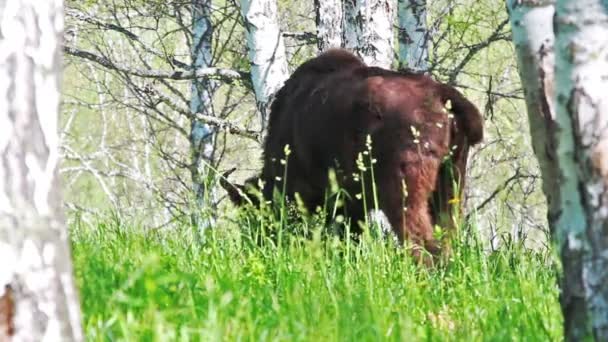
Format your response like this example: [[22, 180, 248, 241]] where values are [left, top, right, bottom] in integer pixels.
[[71, 214, 562, 341]]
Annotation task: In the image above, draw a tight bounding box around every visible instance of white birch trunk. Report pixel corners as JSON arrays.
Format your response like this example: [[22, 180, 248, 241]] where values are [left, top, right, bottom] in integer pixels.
[[507, 2, 585, 337], [0, 0, 83, 340], [397, 0, 428, 71], [343, 0, 395, 68], [314, 0, 343, 52], [554, 0, 608, 339], [190, 0, 216, 230], [240, 0, 289, 131], [510, 0, 608, 339]]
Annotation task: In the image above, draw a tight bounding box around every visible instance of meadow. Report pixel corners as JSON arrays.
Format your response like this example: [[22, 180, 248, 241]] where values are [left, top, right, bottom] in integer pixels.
[[63, 2, 560, 339], [71, 213, 562, 341]]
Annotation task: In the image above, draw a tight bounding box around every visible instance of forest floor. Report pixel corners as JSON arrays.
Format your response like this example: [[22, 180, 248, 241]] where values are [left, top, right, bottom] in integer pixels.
[[71, 215, 562, 341]]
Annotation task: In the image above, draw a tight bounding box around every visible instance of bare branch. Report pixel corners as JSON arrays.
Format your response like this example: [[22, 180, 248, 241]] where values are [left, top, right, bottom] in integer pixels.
[[66, 8, 138, 40], [283, 31, 317, 43], [64, 45, 249, 81], [468, 168, 537, 218], [195, 113, 260, 141], [141, 82, 260, 142], [447, 18, 510, 84]]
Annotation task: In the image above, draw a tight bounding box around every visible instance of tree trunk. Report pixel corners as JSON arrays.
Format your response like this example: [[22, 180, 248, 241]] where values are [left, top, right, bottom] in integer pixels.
[[508, 1, 580, 335], [509, 0, 608, 339], [190, 0, 216, 230], [397, 0, 428, 71], [554, 0, 608, 339], [0, 0, 83, 340], [506, 1, 558, 234], [343, 0, 395, 68], [314, 0, 343, 52], [240, 0, 289, 132]]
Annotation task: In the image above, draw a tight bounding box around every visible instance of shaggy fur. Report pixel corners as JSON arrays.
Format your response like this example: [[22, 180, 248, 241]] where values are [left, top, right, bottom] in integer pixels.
[[223, 49, 483, 261]]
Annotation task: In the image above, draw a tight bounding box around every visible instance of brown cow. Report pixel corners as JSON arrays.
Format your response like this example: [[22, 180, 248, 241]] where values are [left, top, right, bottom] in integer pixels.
[[223, 49, 483, 261]]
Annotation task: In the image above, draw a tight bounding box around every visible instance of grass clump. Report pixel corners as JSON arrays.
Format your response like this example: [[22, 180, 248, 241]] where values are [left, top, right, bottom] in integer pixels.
[[71, 214, 562, 341]]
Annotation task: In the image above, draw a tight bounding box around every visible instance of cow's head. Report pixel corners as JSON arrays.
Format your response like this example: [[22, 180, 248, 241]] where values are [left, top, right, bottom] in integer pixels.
[[356, 71, 483, 257]]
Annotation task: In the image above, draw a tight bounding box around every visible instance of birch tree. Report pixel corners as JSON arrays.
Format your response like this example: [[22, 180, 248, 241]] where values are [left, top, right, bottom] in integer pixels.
[[0, 0, 83, 340], [397, 0, 428, 71], [508, 0, 608, 339], [63, 1, 258, 225], [343, 0, 395, 68], [240, 0, 289, 131], [506, 2, 557, 230], [314, 0, 343, 52], [507, 0, 575, 332], [553, 0, 608, 338], [190, 0, 216, 229]]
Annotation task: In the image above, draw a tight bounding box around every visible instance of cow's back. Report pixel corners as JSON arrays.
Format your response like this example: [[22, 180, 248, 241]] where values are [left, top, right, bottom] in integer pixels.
[[262, 50, 366, 204]]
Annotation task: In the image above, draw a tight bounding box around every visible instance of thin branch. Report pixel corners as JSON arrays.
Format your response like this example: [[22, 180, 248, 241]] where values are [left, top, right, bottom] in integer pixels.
[[141, 83, 260, 142], [195, 113, 260, 142], [447, 18, 510, 84], [469, 168, 534, 219], [66, 8, 138, 40], [64, 45, 249, 81], [283, 31, 317, 43]]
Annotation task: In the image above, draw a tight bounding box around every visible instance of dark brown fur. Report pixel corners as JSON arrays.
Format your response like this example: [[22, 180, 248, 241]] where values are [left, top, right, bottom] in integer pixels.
[[224, 49, 483, 261]]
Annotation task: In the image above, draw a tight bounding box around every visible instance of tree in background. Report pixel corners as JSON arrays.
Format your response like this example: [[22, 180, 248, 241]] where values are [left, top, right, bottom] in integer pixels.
[[240, 0, 289, 132], [397, 0, 429, 71], [314, 0, 343, 51], [63, 0, 542, 254], [343, 0, 395, 68], [0, 0, 83, 339], [508, 0, 608, 339], [190, 0, 217, 230], [63, 0, 259, 225]]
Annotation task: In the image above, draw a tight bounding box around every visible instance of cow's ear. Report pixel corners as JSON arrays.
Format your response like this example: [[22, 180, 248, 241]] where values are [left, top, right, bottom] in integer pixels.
[[438, 84, 483, 145]]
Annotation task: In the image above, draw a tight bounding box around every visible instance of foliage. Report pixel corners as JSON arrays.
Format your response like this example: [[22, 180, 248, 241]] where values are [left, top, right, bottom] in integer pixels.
[[71, 213, 562, 341], [61, 2, 563, 337], [62, 0, 549, 250], [427, 0, 548, 249]]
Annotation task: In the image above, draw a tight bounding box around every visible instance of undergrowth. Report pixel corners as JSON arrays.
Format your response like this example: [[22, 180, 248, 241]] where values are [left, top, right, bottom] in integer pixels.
[[71, 212, 562, 341]]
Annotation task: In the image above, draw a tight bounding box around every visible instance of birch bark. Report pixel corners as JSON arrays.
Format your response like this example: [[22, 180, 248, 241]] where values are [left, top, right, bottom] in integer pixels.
[[397, 0, 428, 71], [240, 0, 289, 131], [0, 0, 83, 340], [509, 0, 608, 339], [314, 0, 343, 52], [190, 0, 216, 230], [554, 0, 608, 338], [343, 0, 395, 68]]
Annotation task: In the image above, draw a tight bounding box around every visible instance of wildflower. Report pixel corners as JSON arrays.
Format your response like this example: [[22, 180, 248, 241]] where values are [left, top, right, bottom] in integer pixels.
[[410, 125, 421, 145], [356, 153, 367, 172], [410, 125, 420, 138], [401, 179, 408, 198], [448, 197, 460, 205], [366, 134, 373, 149], [444, 99, 452, 111]]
